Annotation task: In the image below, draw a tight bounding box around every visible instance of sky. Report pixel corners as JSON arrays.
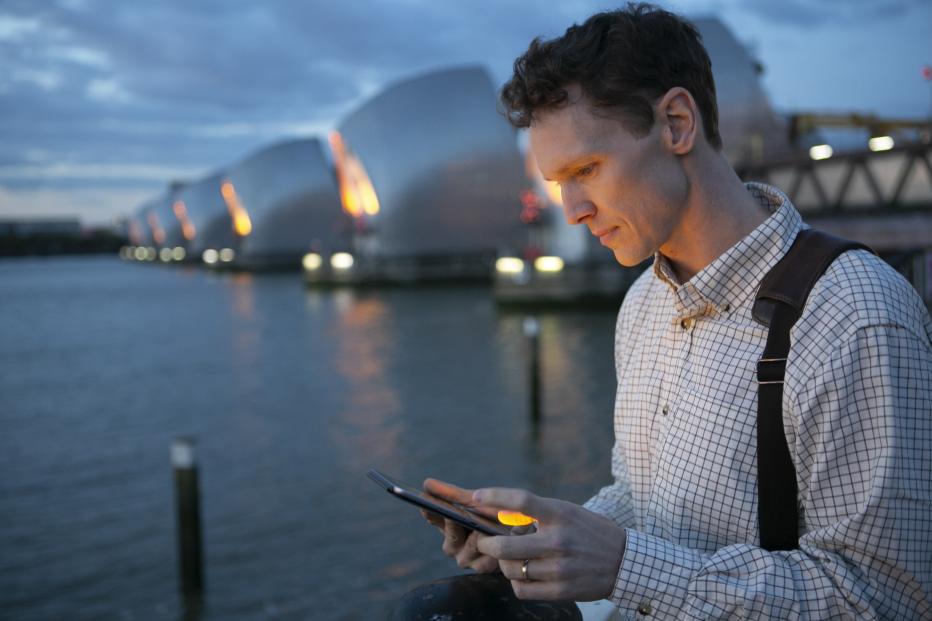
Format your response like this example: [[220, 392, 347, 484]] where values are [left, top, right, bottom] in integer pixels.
[[0, 0, 930, 226]]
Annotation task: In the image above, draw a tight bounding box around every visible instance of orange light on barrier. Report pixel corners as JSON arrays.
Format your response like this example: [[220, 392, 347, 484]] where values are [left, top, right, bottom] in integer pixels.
[[497, 510, 536, 527], [220, 180, 252, 237], [329, 130, 380, 218], [128, 219, 143, 246], [147, 212, 165, 246], [173, 200, 197, 241]]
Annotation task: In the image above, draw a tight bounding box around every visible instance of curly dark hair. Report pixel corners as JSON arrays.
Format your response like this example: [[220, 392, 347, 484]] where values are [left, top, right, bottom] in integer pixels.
[[501, 3, 722, 150]]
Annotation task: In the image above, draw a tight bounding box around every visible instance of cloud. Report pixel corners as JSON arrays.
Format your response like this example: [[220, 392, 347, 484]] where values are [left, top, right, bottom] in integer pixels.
[[0, 14, 40, 41], [733, 0, 929, 26], [10, 68, 62, 91], [86, 77, 133, 103], [1, 0, 928, 226], [46, 44, 109, 68], [0, 162, 202, 182]]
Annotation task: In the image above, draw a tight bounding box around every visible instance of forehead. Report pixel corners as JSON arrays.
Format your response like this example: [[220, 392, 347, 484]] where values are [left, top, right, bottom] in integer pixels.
[[528, 97, 632, 177]]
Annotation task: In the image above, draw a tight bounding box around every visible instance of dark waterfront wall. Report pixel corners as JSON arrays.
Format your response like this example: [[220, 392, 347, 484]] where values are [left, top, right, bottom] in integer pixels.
[[0, 229, 125, 257]]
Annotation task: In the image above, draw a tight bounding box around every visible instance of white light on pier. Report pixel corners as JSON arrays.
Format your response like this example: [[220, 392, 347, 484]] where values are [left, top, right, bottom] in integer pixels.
[[202, 249, 219, 265], [134, 247, 148, 261], [172, 247, 186, 261], [495, 257, 525, 274], [868, 136, 894, 152], [146, 247, 157, 261], [303, 253, 323, 271], [534, 256, 565, 273], [219, 248, 235, 263], [159, 248, 173, 262], [809, 144, 833, 160], [331, 252, 354, 270]]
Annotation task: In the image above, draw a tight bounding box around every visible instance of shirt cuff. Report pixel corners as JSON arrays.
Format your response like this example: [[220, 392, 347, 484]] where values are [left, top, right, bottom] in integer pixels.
[[609, 528, 707, 618]]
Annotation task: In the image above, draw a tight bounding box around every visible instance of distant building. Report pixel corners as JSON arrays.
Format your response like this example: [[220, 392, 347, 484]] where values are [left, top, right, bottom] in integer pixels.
[[0, 218, 82, 236]]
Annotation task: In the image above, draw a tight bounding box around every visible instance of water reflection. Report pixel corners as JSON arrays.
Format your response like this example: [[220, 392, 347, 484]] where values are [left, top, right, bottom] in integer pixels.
[[330, 294, 404, 472], [1, 260, 619, 620], [228, 273, 256, 321]]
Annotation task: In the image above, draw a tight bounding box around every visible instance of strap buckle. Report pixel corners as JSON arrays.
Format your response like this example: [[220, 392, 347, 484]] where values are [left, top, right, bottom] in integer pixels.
[[757, 357, 787, 385]]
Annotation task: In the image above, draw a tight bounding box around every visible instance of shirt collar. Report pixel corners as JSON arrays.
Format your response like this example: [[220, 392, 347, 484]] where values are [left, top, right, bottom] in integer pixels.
[[652, 182, 805, 319]]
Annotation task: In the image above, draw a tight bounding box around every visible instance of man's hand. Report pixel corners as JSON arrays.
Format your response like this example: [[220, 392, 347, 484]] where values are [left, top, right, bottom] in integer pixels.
[[420, 478, 499, 573], [474, 487, 626, 601]]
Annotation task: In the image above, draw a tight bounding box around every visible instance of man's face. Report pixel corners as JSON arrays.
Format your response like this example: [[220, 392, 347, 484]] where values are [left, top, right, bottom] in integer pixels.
[[529, 92, 688, 267]]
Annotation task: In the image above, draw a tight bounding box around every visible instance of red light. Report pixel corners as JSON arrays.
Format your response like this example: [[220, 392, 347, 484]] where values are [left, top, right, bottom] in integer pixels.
[[520, 189, 541, 210], [520, 205, 540, 224], [922, 65, 932, 81]]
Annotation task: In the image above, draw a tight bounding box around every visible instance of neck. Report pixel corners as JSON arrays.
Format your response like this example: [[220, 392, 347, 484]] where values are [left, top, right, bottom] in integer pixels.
[[660, 148, 771, 283]]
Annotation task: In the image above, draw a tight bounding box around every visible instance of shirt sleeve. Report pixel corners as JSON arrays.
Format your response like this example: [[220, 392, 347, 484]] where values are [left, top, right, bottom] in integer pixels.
[[606, 324, 932, 619]]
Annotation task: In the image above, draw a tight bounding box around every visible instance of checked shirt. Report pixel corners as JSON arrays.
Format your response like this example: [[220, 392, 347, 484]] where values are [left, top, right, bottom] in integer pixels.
[[584, 183, 932, 619]]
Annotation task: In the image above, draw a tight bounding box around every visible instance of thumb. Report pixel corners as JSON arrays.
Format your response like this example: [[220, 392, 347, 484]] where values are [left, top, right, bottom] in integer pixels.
[[471, 487, 558, 523]]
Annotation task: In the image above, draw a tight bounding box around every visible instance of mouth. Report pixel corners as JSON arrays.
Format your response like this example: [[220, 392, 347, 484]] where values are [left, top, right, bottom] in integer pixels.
[[592, 227, 618, 245]]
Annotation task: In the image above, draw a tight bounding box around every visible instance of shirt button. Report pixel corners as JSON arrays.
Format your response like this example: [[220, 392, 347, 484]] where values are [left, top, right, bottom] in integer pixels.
[[722, 303, 731, 312], [679, 318, 692, 330], [637, 601, 653, 616], [661, 405, 669, 416]]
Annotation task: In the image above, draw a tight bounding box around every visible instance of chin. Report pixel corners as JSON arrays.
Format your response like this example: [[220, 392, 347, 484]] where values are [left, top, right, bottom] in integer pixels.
[[612, 247, 651, 267]]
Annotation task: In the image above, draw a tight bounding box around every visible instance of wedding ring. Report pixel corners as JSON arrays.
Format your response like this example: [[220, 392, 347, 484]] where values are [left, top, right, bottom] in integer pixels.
[[521, 558, 531, 582]]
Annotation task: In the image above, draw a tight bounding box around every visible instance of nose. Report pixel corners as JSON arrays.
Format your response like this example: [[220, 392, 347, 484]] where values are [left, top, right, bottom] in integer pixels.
[[560, 183, 596, 225]]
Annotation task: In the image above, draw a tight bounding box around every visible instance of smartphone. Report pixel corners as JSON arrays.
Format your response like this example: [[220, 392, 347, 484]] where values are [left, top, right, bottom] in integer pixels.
[[367, 468, 513, 537]]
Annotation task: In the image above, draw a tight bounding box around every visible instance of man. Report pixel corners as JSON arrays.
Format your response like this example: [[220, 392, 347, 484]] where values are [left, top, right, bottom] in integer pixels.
[[422, 3, 932, 618]]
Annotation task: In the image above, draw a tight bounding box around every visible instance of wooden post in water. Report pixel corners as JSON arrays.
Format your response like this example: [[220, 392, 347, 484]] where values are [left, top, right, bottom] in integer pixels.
[[172, 437, 205, 606], [524, 317, 541, 426]]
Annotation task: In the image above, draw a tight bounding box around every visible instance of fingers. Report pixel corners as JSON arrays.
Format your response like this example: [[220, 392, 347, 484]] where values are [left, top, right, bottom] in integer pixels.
[[441, 519, 469, 557], [454, 531, 485, 569], [499, 559, 580, 601], [499, 557, 568, 583], [420, 509, 445, 531], [477, 531, 556, 560], [470, 554, 500, 574], [423, 478, 499, 520], [423, 478, 474, 504], [511, 523, 538, 536], [472, 487, 560, 523], [509, 577, 573, 601]]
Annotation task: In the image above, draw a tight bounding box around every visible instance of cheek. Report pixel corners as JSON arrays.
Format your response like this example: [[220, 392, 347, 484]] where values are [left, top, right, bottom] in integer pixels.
[[648, 155, 688, 206]]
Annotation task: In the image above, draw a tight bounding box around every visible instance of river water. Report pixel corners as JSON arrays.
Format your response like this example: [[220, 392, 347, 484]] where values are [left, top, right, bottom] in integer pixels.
[[0, 256, 619, 620]]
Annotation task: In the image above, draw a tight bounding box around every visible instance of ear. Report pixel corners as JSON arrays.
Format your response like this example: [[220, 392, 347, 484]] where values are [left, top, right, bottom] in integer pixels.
[[656, 87, 698, 155]]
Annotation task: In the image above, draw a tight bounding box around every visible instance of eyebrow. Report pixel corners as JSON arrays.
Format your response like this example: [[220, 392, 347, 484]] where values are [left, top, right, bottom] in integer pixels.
[[543, 157, 596, 182]]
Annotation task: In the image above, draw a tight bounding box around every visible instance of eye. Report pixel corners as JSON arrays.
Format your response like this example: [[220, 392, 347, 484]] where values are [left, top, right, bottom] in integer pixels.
[[575, 163, 597, 179]]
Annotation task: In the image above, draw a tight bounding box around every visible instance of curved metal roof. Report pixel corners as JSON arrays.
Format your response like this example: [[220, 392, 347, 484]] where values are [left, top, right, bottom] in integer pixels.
[[336, 65, 529, 258], [177, 171, 235, 254], [224, 138, 349, 263], [694, 18, 792, 164]]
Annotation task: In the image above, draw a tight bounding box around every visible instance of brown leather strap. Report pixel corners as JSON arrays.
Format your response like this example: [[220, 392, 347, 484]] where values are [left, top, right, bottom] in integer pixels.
[[753, 228, 871, 551]]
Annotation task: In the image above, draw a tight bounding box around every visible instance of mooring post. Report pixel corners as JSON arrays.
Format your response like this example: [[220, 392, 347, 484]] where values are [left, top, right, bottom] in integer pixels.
[[172, 437, 205, 606], [523, 316, 541, 425]]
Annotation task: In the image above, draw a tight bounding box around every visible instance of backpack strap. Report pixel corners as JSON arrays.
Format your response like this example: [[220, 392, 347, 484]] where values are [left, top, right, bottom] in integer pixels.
[[753, 228, 872, 551]]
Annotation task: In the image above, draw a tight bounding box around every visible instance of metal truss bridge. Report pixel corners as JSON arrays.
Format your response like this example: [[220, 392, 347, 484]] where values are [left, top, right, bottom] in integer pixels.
[[737, 140, 932, 304]]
